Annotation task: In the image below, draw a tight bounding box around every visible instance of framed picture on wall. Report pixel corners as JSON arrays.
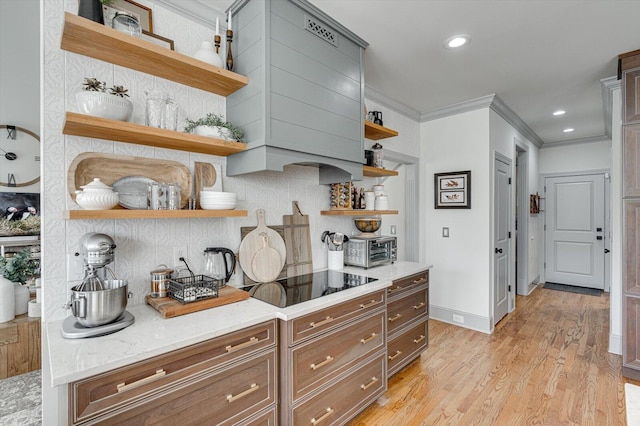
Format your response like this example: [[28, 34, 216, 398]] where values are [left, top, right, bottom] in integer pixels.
[[434, 170, 471, 209], [0, 192, 40, 236]]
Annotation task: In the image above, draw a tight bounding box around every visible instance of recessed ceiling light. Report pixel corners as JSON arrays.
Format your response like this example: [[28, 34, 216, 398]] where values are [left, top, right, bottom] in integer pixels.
[[553, 110, 566, 116], [444, 35, 471, 49], [563, 128, 574, 133]]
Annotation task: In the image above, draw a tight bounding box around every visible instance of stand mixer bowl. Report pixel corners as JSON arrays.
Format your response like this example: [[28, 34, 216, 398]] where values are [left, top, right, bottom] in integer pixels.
[[70, 279, 129, 327]]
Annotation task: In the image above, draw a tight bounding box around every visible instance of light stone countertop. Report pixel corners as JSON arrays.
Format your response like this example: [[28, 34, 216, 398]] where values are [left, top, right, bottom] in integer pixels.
[[46, 261, 431, 386]]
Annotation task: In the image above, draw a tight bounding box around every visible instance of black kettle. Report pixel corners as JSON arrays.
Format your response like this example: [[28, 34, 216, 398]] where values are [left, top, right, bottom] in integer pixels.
[[204, 247, 236, 286], [372, 111, 383, 126]]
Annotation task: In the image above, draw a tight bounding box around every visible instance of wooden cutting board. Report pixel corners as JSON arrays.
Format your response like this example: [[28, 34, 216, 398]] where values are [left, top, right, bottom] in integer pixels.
[[282, 201, 313, 277], [193, 162, 218, 208], [238, 209, 286, 282], [241, 225, 286, 284], [145, 286, 249, 318], [68, 152, 191, 208]]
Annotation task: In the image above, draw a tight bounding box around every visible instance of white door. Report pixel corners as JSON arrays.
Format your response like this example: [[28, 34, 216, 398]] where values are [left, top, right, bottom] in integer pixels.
[[544, 174, 605, 289], [494, 156, 511, 325]]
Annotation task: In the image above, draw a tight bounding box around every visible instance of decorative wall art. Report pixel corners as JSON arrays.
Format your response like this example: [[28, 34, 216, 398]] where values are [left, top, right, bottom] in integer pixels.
[[0, 192, 40, 236], [434, 170, 471, 209]]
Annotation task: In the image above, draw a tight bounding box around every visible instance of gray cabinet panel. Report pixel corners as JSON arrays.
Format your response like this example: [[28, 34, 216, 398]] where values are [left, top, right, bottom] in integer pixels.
[[270, 13, 360, 82], [235, 16, 263, 71], [270, 41, 360, 102], [228, 66, 264, 108], [234, 0, 263, 35], [270, 119, 362, 160], [270, 0, 361, 62], [271, 67, 359, 121]]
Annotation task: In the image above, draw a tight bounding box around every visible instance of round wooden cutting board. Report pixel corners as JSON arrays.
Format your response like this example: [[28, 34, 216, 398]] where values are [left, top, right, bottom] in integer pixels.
[[239, 209, 286, 282], [251, 234, 282, 282]]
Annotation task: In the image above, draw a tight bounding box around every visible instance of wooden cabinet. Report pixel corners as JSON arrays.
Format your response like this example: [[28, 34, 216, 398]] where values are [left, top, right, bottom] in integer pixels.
[[279, 290, 387, 425], [0, 313, 40, 379], [68, 320, 277, 425], [386, 270, 429, 377], [620, 49, 640, 379]]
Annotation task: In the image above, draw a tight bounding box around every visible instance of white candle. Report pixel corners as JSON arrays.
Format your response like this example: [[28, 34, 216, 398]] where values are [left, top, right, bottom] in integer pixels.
[[216, 17, 219, 36], [228, 10, 232, 31]]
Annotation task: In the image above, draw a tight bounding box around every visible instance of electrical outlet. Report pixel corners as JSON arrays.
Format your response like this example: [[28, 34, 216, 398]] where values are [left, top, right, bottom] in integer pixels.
[[442, 227, 450, 238], [173, 246, 187, 265], [452, 314, 464, 324], [390, 225, 397, 235]]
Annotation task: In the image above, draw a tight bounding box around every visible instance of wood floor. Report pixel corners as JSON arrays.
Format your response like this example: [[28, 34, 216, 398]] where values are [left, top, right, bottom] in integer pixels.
[[349, 285, 640, 426]]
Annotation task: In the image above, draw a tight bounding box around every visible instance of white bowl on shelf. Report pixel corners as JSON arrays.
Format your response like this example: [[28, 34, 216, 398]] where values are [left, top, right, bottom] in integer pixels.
[[200, 200, 237, 210], [76, 91, 133, 122]]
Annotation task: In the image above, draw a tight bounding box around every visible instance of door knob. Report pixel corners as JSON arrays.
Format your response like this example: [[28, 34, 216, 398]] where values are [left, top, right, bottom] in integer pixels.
[[495, 248, 503, 254], [605, 249, 610, 253], [596, 236, 603, 240], [596, 227, 602, 232]]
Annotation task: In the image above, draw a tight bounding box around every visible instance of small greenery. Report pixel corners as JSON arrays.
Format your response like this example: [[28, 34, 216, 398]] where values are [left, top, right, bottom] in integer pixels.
[[183, 113, 244, 142], [0, 249, 39, 284], [0, 216, 40, 237], [82, 78, 129, 98]]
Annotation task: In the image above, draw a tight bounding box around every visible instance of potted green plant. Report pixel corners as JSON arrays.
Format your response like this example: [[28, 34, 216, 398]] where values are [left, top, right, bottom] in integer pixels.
[[76, 77, 133, 121], [184, 113, 244, 142], [0, 249, 39, 285]]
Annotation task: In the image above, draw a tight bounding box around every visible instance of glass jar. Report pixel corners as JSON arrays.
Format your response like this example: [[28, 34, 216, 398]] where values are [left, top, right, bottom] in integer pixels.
[[112, 12, 142, 38], [163, 98, 179, 131], [145, 90, 166, 128], [372, 142, 384, 168]]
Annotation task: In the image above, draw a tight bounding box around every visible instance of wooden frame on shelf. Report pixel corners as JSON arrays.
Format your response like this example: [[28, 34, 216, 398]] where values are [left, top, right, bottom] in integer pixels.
[[141, 30, 174, 50]]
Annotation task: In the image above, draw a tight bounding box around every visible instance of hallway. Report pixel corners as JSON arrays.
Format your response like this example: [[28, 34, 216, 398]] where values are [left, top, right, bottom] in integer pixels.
[[350, 286, 638, 425]]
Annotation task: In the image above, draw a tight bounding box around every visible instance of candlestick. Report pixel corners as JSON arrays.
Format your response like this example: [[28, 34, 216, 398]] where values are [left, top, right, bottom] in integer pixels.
[[214, 34, 221, 54], [228, 10, 232, 31], [216, 17, 219, 36], [226, 29, 234, 71]]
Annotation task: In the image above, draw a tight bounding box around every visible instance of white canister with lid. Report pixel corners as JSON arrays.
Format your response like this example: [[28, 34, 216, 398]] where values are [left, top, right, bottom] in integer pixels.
[[75, 178, 119, 210], [374, 194, 389, 211], [364, 191, 375, 210], [373, 184, 384, 197]]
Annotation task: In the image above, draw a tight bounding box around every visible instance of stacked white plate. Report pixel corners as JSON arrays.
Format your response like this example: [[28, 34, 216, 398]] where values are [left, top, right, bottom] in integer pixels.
[[200, 191, 237, 210]]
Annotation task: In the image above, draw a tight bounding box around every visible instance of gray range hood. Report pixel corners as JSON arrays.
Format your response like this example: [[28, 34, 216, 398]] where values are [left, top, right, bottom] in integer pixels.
[[226, 0, 369, 183]]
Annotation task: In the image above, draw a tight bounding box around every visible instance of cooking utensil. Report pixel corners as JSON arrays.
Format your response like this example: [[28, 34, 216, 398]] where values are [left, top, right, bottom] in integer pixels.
[[238, 209, 286, 282], [69, 280, 129, 327], [251, 234, 282, 283], [282, 201, 313, 277]]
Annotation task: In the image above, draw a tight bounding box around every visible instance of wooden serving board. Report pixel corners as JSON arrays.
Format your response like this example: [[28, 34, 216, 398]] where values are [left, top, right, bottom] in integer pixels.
[[282, 201, 313, 277], [238, 209, 286, 283], [241, 225, 286, 285], [68, 152, 191, 208], [145, 285, 249, 318]]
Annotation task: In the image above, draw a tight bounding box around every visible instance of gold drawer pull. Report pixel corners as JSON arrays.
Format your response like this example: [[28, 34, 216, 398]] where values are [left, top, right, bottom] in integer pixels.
[[388, 350, 402, 360], [360, 299, 378, 309], [226, 383, 259, 403], [387, 286, 403, 294], [311, 407, 334, 425], [413, 302, 426, 310], [310, 356, 334, 370], [117, 369, 166, 393], [389, 313, 402, 322], [310, 316, 334, 328], [413, 334, 426, 344], [412, 277, 427, 284], [226, 336, 259, 353], [360, 333, 378, 344], [360, 376, 379, 390]]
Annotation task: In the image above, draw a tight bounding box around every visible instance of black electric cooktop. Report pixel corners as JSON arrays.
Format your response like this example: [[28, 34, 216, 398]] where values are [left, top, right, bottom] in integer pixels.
[[244, 270, 378, 308]]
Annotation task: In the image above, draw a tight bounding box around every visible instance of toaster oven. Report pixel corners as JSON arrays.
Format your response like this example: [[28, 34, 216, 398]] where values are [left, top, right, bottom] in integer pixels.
[[343, 236, 397, 269]]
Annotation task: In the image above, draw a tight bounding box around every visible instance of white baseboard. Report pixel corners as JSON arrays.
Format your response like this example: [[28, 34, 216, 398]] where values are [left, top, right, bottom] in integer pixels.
[[430, 304, 492, 334], [610, 333, 622, 355]]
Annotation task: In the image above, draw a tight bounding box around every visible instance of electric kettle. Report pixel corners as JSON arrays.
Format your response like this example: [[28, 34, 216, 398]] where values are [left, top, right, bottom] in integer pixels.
[[204, 247, 236, 287]]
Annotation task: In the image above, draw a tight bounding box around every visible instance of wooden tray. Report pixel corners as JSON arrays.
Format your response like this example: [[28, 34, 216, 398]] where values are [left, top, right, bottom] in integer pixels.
[[145, 286, 249, 318], [68, 152, 191, 209]]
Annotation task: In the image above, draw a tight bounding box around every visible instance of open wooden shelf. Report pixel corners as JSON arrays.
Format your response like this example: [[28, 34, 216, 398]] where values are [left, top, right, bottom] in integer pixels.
[[320, 209, 399, 216], [364, 121, 399, 140], [362, 165, 398, 177], [60, 12, 248, 96], [63, 112, 246, 156], [64, 209, 248, 220]]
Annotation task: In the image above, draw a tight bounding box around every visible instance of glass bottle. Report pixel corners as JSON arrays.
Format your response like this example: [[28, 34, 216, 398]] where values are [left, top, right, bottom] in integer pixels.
[[372, 142, 384, 168]]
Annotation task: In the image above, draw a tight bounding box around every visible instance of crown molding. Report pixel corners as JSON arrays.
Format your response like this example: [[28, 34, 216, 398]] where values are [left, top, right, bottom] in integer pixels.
[[541, 135, 611, 148], [364, 85, 421, 121], [419, 94, 495, 123], [490, 95, 544, 148], [601, 75, 621, 139]]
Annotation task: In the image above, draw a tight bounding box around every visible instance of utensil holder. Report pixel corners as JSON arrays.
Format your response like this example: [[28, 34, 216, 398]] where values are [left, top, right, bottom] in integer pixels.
[[328, 250, 344, 270]]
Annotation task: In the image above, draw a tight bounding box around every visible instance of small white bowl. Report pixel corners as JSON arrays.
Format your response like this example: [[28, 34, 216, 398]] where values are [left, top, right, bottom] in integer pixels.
[[193, 125, 233, 140], [200, 200, 237, 210], [76, 91, 133, 122]]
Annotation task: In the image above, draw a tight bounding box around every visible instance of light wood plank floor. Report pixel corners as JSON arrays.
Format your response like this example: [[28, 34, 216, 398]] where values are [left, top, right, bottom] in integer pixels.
[[349, 285, 640, 425]]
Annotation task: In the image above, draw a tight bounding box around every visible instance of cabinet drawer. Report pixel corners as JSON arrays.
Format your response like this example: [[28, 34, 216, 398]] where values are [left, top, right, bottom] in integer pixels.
[[237, 404, 277, 426], [387, 288, 428, 335], [624, 68, 640, 124], [387, 270, 429, 301], [287, 290, 385, 345], [387, 320, 429, 376], [71, 320, 276, 424], [291, 354, 386, 426], [77, 349, 276, 426], [290, 311, 385, 402]]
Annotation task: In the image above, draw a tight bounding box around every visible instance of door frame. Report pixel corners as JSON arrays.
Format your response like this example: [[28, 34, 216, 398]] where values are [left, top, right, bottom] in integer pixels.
[[539, 169, 611, 292], [493, 151, 514, 324], [515, 139, 530, 295]]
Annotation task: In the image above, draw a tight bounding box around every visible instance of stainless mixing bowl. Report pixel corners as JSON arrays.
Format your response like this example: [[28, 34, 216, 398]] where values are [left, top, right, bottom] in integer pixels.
[[69, 280, 129, 327]]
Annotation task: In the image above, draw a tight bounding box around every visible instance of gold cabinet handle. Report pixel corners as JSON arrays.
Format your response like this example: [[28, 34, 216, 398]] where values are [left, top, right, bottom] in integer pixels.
[[389, 313, 402, 322], [360, 333, 378, 345], [360, 376, 379, 390], [226, 336, 259, 353], [310, 316, 334, 328], [117, 369, 166, 393], [360, 299, 378, 309], [413, 334, 426, 344], [388, 350, 402, 360], [311, 407, 334, 425], [413, 302, 426, 310], [227, 383, 259, 403], [387, 286, 403, 294], [412, 277, 427, 284], [310, 355, 334, 370]]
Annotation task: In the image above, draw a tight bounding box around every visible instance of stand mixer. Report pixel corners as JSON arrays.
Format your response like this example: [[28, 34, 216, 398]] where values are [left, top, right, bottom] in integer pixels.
[[62, 233, 135, 339]]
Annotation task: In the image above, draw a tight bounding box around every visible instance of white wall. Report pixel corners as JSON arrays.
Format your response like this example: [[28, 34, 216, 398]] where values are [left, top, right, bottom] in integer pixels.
[[539, 139, 612, 174], [421, 108, 492, 332], [0, 0, 40, 193]]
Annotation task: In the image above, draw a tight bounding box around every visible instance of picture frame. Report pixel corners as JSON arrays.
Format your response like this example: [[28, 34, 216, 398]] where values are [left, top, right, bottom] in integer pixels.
[[109, 0, 153, 32], [141, 30, 174, 51], [434, 170, 471, 209]]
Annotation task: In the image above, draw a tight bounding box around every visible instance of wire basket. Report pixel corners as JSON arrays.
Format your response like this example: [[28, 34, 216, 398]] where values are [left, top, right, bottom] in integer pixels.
[[168, 275, 219, 304]]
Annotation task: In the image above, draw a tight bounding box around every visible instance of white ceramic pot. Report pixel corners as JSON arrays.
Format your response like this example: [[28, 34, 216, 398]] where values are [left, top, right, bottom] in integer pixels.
[[14, 283, 29, 316], [75, 178, 119, 210], [0, 277, 14, 323], [76, 91, 133, 121], [193, 125, 233, 140], [193, 41, 224, 68]]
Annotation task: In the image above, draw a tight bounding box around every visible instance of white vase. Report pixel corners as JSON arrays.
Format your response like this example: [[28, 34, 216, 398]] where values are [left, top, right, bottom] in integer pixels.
[[0, 277, 15, 322], [193, 41, 224, 68], [14, 283, 30, 316]]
